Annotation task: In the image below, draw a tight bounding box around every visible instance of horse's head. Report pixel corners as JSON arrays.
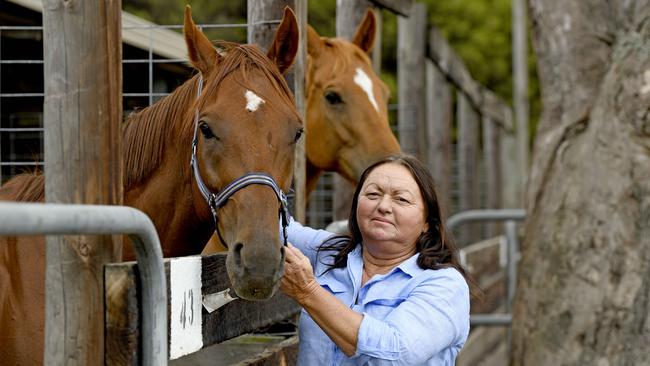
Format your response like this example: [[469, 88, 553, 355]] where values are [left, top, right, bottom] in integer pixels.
[[305, 10, 400, 190], [184, 6, 301, 300]]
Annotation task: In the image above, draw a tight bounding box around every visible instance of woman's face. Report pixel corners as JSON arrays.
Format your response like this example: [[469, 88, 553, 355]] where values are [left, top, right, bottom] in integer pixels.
[[356, 162, 428, 258]]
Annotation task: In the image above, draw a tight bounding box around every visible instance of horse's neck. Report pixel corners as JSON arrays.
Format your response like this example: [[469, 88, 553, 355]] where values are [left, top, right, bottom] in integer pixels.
[[306, 159, 322, 195], [122, 81, 213, 258], [123, 146, 213, 259]]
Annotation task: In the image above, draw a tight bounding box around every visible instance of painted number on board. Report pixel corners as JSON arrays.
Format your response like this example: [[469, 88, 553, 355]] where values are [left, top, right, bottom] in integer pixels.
[[169, 256, 203, 359]]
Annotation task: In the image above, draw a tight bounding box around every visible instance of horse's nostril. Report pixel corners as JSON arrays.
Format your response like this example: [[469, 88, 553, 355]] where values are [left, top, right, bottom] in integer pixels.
[[233, 242, 243, 267]]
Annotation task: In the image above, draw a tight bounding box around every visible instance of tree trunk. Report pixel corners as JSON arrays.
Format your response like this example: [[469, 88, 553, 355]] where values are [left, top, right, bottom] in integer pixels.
[[512, 1, 650, 365]]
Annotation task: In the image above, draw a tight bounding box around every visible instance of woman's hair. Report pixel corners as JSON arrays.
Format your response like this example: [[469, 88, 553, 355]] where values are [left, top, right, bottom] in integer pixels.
[[319, 153, 481, 298]]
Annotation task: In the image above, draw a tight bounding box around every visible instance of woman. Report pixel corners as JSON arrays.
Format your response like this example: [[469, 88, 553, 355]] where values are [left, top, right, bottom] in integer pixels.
[[281, 154, 474, 365]]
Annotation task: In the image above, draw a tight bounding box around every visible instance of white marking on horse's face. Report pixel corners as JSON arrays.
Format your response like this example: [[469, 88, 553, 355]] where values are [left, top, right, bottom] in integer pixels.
[[245, 90, 265, 112], [353, 67, 379, 112]]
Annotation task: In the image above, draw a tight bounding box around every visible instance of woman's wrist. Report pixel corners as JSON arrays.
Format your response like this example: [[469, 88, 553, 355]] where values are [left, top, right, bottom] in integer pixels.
[[295, 279, 320, 305]]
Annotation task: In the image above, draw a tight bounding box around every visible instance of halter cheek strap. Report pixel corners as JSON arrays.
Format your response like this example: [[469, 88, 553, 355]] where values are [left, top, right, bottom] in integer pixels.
[[189, 74, 290, 248]]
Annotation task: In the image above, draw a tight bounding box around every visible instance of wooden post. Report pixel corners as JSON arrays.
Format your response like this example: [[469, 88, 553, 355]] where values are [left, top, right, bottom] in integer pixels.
[[513, 0, 528, 207], [336, 0, 371, 39], [331, 0, 372, 221], [456, 92, 480, 245], [371, 7, 382, 73], [482, 116, 501, 237], [425, 60, 452, 215], [248, 0, 307, 222], [42, 0, 123, 364], [397, 2, 427, 159], [500, 110, 518, 209]]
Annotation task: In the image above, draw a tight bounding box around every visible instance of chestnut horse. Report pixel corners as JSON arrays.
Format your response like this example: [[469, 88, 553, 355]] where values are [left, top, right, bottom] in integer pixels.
[[0, 6, 301, 365], [202, 9, 401, 253], [304, 9, 400, 192]]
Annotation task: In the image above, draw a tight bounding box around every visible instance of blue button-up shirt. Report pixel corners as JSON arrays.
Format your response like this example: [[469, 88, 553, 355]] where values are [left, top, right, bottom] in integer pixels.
[[286, 219, 470, 365]]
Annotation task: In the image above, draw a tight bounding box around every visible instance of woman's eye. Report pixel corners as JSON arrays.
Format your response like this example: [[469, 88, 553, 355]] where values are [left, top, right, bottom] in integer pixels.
[[366, 192, 380, 199], [396, 197, 410, 204], [199, 122, 217, 140], [324, 91, 343, 105]]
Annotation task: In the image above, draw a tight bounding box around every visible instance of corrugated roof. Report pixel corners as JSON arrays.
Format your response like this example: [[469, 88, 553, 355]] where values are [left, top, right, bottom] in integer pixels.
[[7, 0, 186, 60]]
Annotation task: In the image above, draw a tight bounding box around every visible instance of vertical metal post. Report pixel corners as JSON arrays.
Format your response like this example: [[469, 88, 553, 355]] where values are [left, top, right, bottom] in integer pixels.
[[505, 220, 518, 355]]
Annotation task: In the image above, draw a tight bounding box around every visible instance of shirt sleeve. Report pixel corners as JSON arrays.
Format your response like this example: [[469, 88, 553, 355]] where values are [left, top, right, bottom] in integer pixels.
[[283, 217, 336, 267], [354, 268, 470, 365]]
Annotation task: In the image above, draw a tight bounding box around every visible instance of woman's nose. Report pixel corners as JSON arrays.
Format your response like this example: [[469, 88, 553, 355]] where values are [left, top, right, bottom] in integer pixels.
[[377, 195, 392, 213]]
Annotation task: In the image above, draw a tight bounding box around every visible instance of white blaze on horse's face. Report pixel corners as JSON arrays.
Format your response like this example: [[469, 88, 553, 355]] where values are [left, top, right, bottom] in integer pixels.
[[245, 90, 265, 112], [353, 67, 379, 112]]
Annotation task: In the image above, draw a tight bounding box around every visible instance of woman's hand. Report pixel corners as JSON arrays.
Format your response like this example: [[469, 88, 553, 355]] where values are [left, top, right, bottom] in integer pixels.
[[281, 243, 320, 304]]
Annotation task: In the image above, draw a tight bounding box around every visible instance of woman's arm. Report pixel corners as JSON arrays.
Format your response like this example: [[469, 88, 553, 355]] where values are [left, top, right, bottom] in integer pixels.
[[281, 243, 362, 356], [281, 244, 470, 363]]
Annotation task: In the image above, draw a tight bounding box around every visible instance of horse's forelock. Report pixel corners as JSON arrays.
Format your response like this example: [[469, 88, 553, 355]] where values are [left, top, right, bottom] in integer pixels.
[[198, 43, 296, 117], [315, 39, 373, 78]]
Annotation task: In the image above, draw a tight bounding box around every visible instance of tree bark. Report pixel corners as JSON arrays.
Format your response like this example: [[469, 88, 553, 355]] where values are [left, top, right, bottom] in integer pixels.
[[512, 1, 650, 365]]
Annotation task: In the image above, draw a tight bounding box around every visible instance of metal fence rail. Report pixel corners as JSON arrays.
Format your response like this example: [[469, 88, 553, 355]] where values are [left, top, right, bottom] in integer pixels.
[[0, 202, 167, 365], [447, 208, 525, 327]]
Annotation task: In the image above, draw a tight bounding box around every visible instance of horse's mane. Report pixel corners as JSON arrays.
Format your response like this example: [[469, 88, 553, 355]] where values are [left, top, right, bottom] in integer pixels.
[[1, 42, 297, 199], [0, 172, 44, 202], [319, 38, 373, 77]]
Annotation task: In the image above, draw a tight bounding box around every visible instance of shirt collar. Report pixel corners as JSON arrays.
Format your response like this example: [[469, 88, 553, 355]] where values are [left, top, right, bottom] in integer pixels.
[[349, 245, 424, 278]]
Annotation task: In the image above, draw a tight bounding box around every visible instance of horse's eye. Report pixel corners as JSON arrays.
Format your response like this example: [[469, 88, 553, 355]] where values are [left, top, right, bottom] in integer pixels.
[[199, 122, 217, 140], [293, 128, 304, 143], [324, 91, 343, 105]]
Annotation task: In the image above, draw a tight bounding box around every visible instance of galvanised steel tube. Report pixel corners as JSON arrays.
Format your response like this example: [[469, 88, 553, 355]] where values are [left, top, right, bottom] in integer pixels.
[[0, 202, 167, 365], [447, 209, 526, 330], [446, 209, 526, 231], [470, 314, 512, 326]]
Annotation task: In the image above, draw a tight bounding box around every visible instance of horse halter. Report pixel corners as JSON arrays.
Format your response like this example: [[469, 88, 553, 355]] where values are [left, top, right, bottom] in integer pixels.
[[189, 75, 290, 248]]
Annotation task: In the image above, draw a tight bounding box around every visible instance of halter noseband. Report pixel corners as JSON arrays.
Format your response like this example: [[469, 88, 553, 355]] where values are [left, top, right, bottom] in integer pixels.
[[189, 75, 289, 248]]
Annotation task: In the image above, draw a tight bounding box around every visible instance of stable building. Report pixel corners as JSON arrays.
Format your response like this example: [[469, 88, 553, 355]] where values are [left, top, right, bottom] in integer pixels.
[[0, 0, 190, 183]]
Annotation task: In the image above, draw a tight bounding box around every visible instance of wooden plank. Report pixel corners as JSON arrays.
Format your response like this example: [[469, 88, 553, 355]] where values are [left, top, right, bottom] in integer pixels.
[[248, 0, 307, 222], [291, 0, 308, 223], [336, 0, 371, 40], [106, 265, 140, 366], [500, 121, 519, 209], [371, 7, 383, 73], [512, 0, 529, 208], [428, 24, 514, 133], [332, 0, 370, 221], [456, 92, 480, 245], [425, 59, 452, 215], [42, 0, 123, 364], [105, 253, 300, 365], [397, 2, 428, 159], [482, 89, 514, 132], [482, 116, 501, 237], [231, 336, 299, 366], [368, 0, 414, 16], [428, 25, 482, 109]]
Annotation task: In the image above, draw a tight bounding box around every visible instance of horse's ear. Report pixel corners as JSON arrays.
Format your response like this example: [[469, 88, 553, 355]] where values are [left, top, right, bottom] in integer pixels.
[[307, 25, 324, 58], [266, 6, 299, 74], [352, 9, 376, 53], [184, 5, 219, 75]]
